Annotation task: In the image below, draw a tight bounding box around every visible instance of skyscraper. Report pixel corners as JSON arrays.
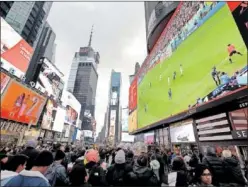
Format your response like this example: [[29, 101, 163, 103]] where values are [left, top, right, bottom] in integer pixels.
[[106, 70, 122, 145], [25, 21, 57, 83], [67, 26, 100, 130], [0, 2, 52, 48]]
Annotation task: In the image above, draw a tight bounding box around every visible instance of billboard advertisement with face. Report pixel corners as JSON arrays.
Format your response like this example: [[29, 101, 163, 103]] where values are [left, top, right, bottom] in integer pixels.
[[1, 18, 34, 78], [62, 91, 81, 126], [1, 71, 11, 94], [36, 58, 64, 101], [41, 99, 56, 130], [1, 80, 46, 125]]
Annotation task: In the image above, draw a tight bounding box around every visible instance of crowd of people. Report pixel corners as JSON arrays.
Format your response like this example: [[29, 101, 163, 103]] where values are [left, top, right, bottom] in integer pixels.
[[1, 140, 248, 187]]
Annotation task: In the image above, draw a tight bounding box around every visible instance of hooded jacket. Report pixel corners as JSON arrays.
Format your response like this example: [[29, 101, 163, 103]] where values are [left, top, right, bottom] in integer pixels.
[[1, 170, 19, 186], [223, 157, 247, 185], [126, 161, 160, 186], [4, 170, 50, 187], [202, 148, 226, 185], [150, 160, 160, 181]]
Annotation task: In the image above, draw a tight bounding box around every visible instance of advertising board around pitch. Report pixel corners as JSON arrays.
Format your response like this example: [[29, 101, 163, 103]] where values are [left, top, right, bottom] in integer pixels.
[[0, 80, 47, 126], [1, 18, 34, 78]]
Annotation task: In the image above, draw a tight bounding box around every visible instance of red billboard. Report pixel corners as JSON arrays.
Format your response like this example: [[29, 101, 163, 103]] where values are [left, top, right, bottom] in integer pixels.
[[129, 76, 138, 112], [1, 18, 34, 78], [0, 80, 47, 125]]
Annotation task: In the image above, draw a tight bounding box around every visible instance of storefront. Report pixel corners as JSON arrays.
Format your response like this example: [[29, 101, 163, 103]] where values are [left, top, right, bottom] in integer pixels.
[[144, 131, 155, 145], [169, 119, 198, 155], [0, 120, 27, 146], [155, 127, 170, 150], [195, 108, 248, 168]]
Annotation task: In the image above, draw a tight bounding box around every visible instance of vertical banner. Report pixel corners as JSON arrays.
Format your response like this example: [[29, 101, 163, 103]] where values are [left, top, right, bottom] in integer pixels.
[[227, 2, 248, 48]]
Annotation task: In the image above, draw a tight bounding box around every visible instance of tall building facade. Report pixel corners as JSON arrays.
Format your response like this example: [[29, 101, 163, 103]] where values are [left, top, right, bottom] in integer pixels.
[[25, 21, 57, 82], [1, 2, 52, 48], [106, 70, 122, 145], [144, 2, 179, 54], [67, 28, 100, 131]]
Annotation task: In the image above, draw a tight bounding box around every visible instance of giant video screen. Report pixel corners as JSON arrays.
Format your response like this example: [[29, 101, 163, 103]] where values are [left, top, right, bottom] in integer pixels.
[[1, 80, 47, 125], [137, 2, 248, 129]]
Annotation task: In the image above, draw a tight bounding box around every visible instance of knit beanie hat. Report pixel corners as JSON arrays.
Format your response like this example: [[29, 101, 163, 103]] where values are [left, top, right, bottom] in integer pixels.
[[115, 150, 125, 164], [55, 150, 65, 161], [85, 149, 99, 163]]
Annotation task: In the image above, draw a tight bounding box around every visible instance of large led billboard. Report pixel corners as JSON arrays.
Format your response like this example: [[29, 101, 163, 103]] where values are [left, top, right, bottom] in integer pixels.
[[1, 72, 11, 94], [1, 80, 46, 125], [52, 107, 66, 132], [41, 99, 56, 130], [62, 91, 81, 126], [1, 18, 34, 78], [109, 110, 116, 137], [137, 2, 248, 129], [129, 76, 138, 112], [128, 110, 137, 133], [36, 58, 64, 101]]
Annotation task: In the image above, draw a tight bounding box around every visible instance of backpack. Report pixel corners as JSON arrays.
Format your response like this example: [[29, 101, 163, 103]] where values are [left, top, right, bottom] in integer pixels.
[[44, 163, 63, 187]]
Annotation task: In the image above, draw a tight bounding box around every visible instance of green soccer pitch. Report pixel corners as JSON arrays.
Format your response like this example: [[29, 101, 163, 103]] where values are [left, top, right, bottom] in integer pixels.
[[137, 4, 247, 129]]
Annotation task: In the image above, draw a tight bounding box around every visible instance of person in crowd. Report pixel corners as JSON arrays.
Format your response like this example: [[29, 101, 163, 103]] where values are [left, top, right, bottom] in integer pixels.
[[0, 150, 9, 171], [155, 148, 168, 185], [106, 149, 132, 186], [4, 150, 53, 187], [85, 149, 107, 186], [126, 154, 160, 186], [202, 147, 226, 186], [183, 153, 192, 169], [69, 162, 90, 187], [170, 156, 189, 187], [150, 154, 161, 182], [19, 139, 39, 170], [76, 149, 86, 163], [190, 164, 214, 187], [68, 154, 79, 173], [1, 154, 28, 186], [126, 150, 134, 166], [45, 150, 70, 186], [222, 149, 247, 185], [189, 153, 199, 168]]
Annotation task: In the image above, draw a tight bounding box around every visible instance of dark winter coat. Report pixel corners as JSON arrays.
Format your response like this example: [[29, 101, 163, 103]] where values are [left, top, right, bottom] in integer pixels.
[[126, 162, 160, 186], [20, 147, 39, 170], [86, 161, 108, 186], [202, 151, 226, 185], [223, 157, 247, 185], [106, 163, 132, 186], [172, 156, 190, 187]]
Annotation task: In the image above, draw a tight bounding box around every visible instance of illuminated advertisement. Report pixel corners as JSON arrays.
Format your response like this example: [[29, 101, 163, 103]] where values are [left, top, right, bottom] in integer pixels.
[[36, 58, 64, 101], [144, 131, 154, 144], [62, 91, 81, 126], [41, 99, 56, 130], [1, 80, 46, 125], [121, 132, 134, 142], [1, 18, 34, 78], [122, 108, 129, 132], [52, 107, 66, 132], [129, 76, 138, 112], [76, 129, 81, 140], [128, 110, 137, 133], [109, 110, 116, 137], [170, 121, 195, 143], [137, 2, 247, 129], [83, 130, 93, 138], [1, 72, 11, 94]]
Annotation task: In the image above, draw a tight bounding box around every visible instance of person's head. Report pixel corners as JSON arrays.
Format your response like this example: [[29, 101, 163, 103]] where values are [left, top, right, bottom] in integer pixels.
[[137, 154, 148, 167], [55, 150, 65, 162], [6, 154, 28, 173], [32, 150, 54, 174], [222, 150, 232, 158], [172, 156, 186, 171], [206, 147, 216, 157], [65, 145, 70, 153], [85, 149, 99, 164], [26, 139, 37, 149], [69, 163, 88, 186], [228, 44, 231, 46], [115, 150, 126, 164], [194, 164, 212, 185], [60, 145, 65, 152], [155, 148, 160, 154]]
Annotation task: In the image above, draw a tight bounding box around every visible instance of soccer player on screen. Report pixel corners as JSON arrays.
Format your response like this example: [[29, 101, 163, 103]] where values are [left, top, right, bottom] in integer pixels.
[[227, 44, 243, 63], [168, 88, 172, 100], [173, 71, 176, 80], [180, 64, 183, 76]]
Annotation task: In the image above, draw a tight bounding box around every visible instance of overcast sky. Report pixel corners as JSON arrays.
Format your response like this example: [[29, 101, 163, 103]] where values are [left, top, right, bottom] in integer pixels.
[[47, 2, 147, 134]]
